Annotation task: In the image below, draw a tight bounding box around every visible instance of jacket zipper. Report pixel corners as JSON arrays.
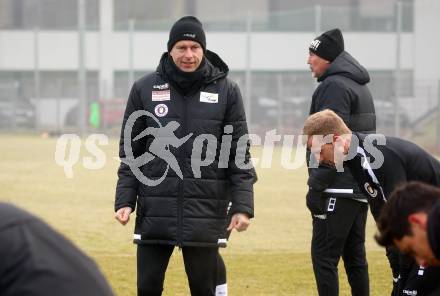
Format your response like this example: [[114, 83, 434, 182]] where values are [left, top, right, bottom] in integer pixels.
[[177, 95, 188, 248]]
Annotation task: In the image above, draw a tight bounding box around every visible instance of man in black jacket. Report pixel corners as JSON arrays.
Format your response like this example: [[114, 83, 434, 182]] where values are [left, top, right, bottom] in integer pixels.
[[0, 202, 114, 296], [376, 182, 440, 296], [114, 16, 256, 296], [306, 28, 375, 296], [375, 181, 440, 268], [303, 109, 440, 296]]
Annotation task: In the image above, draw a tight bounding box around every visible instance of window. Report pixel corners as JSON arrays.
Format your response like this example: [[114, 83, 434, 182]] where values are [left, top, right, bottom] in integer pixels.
[[0, 0, 99, 30], [113, 0, 184, 30]]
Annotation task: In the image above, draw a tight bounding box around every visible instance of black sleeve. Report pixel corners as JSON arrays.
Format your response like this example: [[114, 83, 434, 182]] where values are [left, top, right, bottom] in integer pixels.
[[314, 81, 352, 124], [306, 81, 351, 205], [114, 83, 147, 212], [224, 82, 256, 218], [386, 246, 414, 296], [0, 205, 114, 295], [380, 149, 412, 292], [381, 148, 407, 199], [306, 164, 337, 214], [386, 246, 401, 280], [307, 164, 337, 192]]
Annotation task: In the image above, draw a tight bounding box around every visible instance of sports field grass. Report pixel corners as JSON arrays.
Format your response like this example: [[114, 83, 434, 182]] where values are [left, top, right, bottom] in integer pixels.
[[0, 134, 392, 295]]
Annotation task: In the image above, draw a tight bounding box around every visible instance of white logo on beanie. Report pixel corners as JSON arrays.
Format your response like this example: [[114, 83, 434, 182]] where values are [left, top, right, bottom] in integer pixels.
[[183, 33, 196, 38], [310, 39, 321, 51]]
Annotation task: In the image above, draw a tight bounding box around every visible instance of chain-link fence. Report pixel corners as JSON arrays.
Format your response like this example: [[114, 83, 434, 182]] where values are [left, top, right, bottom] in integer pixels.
[[3, 0, 440, 150]]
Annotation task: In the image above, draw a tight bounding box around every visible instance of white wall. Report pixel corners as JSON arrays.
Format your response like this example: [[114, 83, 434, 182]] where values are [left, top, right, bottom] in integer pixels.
[[414, 0, 440, 82], [0, 30, 414, 71]]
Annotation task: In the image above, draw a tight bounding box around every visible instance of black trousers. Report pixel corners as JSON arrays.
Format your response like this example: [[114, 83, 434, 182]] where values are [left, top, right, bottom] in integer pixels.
[[137, 244, 224, 296], [309, 197, 369, 296]]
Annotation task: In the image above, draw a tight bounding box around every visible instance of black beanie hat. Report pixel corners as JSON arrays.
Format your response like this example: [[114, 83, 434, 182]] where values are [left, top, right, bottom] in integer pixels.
[[309, 28, 344, 62], [167, 16, 206, 52]]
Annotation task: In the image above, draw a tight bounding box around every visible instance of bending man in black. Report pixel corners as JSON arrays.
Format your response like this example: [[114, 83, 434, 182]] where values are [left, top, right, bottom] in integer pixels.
[[375, 181, 440, 268], [303, 109, 440, 296], [114, 16, 256, 296], [306, 28, 375, 296]]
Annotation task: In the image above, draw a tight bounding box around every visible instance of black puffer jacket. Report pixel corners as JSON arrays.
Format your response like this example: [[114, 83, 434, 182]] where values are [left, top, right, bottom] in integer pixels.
[[308, 51, 376, 201], [0, 203, 114, 296], [115, 50, 256, 247]]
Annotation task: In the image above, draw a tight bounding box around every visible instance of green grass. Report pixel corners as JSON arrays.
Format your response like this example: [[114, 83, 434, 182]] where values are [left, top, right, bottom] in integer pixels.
[[0, 134, 391, 295]]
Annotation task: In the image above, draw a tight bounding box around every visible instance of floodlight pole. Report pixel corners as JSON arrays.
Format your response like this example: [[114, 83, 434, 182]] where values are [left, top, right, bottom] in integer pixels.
[[245, 11, 252, 127]]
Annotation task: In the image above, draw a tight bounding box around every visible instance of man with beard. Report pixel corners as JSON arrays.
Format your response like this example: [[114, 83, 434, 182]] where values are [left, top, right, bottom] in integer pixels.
[[114, 16, 256, 296], [306, 28, 375, 296]]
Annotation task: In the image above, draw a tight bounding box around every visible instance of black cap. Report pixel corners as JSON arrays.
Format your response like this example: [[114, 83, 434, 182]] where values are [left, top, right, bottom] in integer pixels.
[[167, 16, 206, 52], [309, 28, 344, 62]]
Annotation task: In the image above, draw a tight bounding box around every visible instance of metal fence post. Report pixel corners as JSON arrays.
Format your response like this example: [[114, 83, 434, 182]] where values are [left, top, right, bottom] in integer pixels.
[[78, 0, 87, 136], [437, 80, 440, 154], [277, 74, 283, 133], [393, 1, 402, 137], [245, 11, 252, 127], [33, 26, 40, 130], [314, 5, 321, 36], [128, 19, 135, 90]]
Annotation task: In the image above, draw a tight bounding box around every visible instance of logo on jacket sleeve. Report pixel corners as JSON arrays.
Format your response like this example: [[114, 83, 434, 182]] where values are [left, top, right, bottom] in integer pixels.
[[154, 104, 169, 117], [200, 92, 218, 103], [364, 182, 378, 198], [183, 33, 196, 39]]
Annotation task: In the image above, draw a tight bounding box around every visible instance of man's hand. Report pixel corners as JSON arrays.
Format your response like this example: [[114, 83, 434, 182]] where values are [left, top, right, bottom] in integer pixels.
[[115, 207, 132, 225], [227, 213, 250, 232]]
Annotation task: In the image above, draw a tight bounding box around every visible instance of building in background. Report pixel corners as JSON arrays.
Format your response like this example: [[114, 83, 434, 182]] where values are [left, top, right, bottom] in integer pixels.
[[0, 0, 438, 144]]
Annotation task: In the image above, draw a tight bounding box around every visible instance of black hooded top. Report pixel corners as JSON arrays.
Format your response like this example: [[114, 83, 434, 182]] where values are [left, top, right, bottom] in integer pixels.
[[311, 51, 376, 133], [115, 50, 256, 247], [308, 51, 376, 201]]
